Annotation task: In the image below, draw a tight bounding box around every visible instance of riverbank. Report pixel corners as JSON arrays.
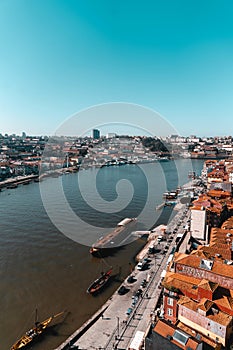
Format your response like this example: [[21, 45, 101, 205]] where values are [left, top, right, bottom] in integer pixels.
[[0, 166, 80, 191], [54, 194, 191, 349], [0, 174, 39, 189]]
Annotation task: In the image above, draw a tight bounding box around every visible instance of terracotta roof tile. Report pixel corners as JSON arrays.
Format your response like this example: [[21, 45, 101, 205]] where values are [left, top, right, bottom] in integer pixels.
[[215, 295, 233, 311], [174, 253, 233, 280], [198, 279, 218, 292], [197, 298, 213, 312], [163, 272, 200, 295], [177, 322, 219, 349], [178, 296, 232, 326], [154, 320, 201, 350]]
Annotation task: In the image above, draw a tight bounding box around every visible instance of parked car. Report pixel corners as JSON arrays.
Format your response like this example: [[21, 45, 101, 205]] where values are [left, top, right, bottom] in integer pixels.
[[140, 279, 147, 288], [136, 259, 148, 271], [136, 262, 144, 270], [135, 288, 143, 297], [126, 307, 133, 315], [127, 275, 136, 283], [131, 296, 139, 307], [118, 286, 128, 295], [148, 247, 155, 254]]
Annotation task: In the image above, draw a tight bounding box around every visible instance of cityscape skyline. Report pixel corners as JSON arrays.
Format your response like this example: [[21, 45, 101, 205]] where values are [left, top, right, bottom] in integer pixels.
[[1, 1, 233, 136]]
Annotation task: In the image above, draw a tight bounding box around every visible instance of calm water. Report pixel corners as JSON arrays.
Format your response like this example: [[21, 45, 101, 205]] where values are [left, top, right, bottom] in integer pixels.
[[0, 159, 203, 350]]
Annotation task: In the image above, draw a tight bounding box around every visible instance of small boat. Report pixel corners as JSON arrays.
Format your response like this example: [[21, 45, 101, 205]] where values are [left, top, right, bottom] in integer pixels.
[[22, 181, 30, 185], [6, 183, 18, 189], [163, 191, 178, 200], [87, 267, 113, 294], [10, 310, 64, 350]]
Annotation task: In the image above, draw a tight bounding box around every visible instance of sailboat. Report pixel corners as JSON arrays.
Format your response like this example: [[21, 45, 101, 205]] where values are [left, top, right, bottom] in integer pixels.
[[10, 310, 64, 350], [87, 260, 113, 295]]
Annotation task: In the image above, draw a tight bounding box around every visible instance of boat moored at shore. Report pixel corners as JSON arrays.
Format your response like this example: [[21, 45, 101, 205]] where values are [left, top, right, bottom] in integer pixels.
[[87, 268, 113, 294], [90, 218, 137, 257], [10, 311, 64, 350]]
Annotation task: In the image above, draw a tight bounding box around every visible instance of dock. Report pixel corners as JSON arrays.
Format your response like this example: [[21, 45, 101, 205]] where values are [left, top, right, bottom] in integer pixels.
[[155, 202, 165, 210]]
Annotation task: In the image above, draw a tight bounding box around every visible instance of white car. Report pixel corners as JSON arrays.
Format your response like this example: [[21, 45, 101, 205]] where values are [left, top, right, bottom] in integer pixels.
[[136, 260, 147, 270]]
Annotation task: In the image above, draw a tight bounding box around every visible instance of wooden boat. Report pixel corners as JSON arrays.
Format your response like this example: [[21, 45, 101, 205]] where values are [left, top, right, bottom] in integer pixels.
[[10, 311, 64, 350], [87, 268, 113, 294]]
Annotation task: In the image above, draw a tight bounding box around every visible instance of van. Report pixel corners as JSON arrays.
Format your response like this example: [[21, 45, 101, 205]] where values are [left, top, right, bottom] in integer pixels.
[[136, 262, 144, 270], [136, 259, 147, 270], [157, 235, 163, 242]]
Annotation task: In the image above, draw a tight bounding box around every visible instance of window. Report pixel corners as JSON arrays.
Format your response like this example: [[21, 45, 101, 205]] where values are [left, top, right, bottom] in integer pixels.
[[173, 330, 189, 346], [168, 298, 174, 306], [168, 308, 173, 316]]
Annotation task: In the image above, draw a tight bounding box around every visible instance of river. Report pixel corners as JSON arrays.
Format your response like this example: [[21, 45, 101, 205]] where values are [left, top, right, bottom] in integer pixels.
[[0, 159, 204, 350]]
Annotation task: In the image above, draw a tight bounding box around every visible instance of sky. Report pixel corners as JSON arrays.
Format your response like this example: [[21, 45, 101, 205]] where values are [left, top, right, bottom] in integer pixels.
[[0, 0, 233, 137]]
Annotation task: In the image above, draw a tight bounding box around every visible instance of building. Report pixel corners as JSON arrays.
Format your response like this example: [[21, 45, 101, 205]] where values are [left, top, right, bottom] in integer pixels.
[[106, 133, 117, 139], [178, 297, 232, 347], [92, 129, 100, 139], [190, 207, 207, 241], [146, 319, 206, 350]]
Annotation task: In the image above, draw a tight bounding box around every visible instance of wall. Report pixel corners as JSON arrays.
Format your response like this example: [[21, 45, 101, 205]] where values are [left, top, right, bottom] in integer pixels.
[[191, 210, 206, 241], [175, 263, 233, 290], [178, 304, 227, 346]]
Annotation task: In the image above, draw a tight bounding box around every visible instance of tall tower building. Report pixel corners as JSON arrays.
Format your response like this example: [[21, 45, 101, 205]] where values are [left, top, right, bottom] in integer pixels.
[[92, 129, 100, 139]]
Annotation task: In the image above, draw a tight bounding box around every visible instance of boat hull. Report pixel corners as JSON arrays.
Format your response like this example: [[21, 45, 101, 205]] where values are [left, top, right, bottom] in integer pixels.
[[10, 312, 64, 350], [90, 218, 137, 257], [87, 268, 113, 294]]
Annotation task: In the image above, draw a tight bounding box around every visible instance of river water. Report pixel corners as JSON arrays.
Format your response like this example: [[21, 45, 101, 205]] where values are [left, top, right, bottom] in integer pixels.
[[0, 159, 203, 350]]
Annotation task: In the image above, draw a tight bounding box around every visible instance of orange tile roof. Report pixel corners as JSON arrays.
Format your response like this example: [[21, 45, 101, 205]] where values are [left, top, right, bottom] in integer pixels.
[[197, 298, 213, 312], [207, 189, 231, 198], [198, 279, 218, 292], [177, 322, 219, 349], [154, 320, 201, 349], [178, 296, 232, 326], [196, 244, 232, 261], [191, 249, 212, 259], [215, 295, 233, 311], [163, 272, 200, 295], [174, 253, 233, 280], [222, 217, 233, 229]]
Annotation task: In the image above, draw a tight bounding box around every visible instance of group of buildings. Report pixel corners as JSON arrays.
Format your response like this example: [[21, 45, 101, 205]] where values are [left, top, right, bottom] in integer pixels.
[[146, 159, 233, 350], [0, 133, 46, 180], [1, 131, 233, 182], [164, 135, 233, 159]]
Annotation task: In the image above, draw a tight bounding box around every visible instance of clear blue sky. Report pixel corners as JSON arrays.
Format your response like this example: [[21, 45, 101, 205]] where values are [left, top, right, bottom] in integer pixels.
[[0, 0, 233, 136]]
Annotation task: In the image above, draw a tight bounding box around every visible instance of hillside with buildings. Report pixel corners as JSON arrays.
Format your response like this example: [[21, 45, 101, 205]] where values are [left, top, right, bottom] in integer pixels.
[[146, 159, 233, 350], [1, 132, 233, 183]]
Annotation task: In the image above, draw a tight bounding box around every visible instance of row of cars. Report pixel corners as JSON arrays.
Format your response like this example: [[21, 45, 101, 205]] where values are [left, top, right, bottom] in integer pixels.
[[117, 256, 151, 316], [126, 278, 148, 315]]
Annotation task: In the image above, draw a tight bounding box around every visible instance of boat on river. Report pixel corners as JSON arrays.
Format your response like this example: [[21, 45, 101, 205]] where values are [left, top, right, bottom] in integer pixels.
[[87, 267, 113, 294], [10, 311, 64, 350], [90, 218, 137, 257]]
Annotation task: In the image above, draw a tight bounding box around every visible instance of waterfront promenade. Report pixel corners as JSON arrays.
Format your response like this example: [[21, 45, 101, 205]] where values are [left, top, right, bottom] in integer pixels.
[[55, 201, 191, 350]]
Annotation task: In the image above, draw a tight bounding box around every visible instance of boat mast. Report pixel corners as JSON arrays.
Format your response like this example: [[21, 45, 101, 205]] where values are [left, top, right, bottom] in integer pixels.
[[35, 308, 39, 326]]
